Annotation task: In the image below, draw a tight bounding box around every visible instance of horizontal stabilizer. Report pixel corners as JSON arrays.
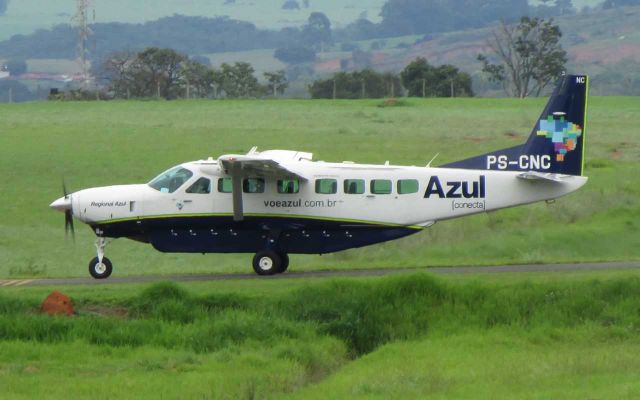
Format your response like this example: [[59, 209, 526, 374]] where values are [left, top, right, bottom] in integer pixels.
[[517, 171, 574, 182]]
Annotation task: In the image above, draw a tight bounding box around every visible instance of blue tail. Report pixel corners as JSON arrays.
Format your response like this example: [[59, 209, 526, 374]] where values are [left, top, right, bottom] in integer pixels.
[[443, 74, 589, 176]]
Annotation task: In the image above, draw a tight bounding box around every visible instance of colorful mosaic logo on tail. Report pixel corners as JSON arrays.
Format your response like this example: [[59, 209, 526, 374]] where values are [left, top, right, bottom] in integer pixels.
[[536, 115, 583, 162]]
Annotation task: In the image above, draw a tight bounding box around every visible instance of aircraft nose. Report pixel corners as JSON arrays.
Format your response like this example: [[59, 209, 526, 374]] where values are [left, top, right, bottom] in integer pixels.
[[50, 196, 72, 212]]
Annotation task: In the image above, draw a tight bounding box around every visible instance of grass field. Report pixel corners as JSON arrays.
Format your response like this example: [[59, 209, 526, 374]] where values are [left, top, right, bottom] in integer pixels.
[[0, 96, 638, 279], [2, 270, 640, 398]]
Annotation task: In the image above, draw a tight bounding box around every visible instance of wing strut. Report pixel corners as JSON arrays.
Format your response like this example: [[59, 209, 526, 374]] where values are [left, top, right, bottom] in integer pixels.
[[229, 163, 244, 221]]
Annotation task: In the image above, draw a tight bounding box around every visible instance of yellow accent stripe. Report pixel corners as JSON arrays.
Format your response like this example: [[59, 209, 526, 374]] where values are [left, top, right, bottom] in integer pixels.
[[96, 213, 424, 230], [581, 75, 589, 176], [0, 280, 33, 287]]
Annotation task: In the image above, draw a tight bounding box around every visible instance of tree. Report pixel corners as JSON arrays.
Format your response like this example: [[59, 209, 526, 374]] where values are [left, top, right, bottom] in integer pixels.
[[135, 47, 188, 99], [308, 69, 400, 99], [477, 17, 567, 98], [264, 70, 288, 97], [96, 50, 137, 98], [5, 59, 27, 75], [400, 58, 473, 97], [97, 48, 188, 99], [220, 62, 260, 98], [282, 0, 299, 9], [303, 12, 332, 50], [182, 60, 216, 98], [274, 47, 316, 64]]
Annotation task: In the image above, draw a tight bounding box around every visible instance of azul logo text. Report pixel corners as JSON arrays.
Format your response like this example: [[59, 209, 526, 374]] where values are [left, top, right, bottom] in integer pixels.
[[424, 176, 486, 199]]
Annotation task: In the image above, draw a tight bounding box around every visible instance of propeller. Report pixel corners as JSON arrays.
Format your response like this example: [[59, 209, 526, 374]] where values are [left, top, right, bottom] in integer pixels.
[[63, 180, 75, 240]]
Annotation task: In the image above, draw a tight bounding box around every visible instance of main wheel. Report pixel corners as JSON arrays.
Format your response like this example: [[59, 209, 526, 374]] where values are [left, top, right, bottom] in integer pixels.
[[252, 251, 281, 276], [89, 256, 113, 279], [279, 252, 290, 273]]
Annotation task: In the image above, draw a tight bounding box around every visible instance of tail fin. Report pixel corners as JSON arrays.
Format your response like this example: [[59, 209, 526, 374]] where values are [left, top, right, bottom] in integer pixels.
[[443, 74, 589, 176]]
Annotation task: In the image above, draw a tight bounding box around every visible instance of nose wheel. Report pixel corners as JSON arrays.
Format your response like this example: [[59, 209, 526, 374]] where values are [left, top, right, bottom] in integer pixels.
[[89, 236, 113, 279], [89, 256, 113, 279]]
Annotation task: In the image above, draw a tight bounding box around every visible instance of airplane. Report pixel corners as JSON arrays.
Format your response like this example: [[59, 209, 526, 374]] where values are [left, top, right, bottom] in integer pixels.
[[50, 74, 589, 279]]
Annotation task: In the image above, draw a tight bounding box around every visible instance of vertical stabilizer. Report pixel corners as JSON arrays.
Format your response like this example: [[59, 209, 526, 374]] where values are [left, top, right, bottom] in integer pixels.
[[443, 74, 589, 176]]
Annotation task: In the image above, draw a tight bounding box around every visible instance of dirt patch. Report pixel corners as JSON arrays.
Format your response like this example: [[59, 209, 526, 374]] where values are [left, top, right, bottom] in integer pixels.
[[464, 136, 488, 143], [79, 305, 129, 318], [504, 131, 525, 140], [610, 148, 624, 159]]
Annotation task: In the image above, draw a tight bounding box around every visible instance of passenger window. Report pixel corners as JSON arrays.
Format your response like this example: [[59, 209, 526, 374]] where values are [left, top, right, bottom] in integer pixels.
[[344, 179, 365, 194], [186, 177, 211, 194], [371, 179, 392, 194], [397, 179, 419, 194], [277, 179, 299, 194], [315, 179, 337, 194], [218, 178, 232, 193], [243, 178, 265, 193]]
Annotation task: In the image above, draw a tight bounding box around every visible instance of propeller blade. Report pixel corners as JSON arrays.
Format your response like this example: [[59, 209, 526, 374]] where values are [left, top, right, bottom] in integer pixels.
[[62, 179, 74, 241], [65, 209, 75, 240]]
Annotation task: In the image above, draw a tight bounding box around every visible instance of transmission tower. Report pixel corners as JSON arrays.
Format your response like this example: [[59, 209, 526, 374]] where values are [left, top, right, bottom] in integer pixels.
[[73, 0, 93, 86]]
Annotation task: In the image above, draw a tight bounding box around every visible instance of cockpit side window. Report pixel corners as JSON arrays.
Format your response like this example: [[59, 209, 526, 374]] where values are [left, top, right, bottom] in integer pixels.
[[186, 177, 211, 194], [148, 167, 193, 193]]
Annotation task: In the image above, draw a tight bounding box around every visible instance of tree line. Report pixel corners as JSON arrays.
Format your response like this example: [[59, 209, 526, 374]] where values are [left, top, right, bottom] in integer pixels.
[[94, 48, 287, 100], [309, 58, 472, 99], [93, 48, 472, 100], [0, 13, 331, 64]]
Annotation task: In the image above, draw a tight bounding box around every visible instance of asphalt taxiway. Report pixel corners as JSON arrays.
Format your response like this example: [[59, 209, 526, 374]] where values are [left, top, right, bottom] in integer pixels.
[[1, 261, 638, 287]]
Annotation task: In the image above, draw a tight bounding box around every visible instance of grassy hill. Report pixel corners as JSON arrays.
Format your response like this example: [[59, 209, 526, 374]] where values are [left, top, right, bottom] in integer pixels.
[[0, 96, 637, 279], [0, 0, 385, 41], [321, 5, 640, 96]]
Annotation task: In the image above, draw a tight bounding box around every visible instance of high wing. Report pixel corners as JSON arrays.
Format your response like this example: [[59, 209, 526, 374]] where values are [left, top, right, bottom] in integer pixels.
[[218, 150, 311, 221], [218, 155, 309, 181]]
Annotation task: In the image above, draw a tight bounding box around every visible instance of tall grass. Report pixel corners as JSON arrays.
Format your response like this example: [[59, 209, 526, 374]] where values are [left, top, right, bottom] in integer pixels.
[[3, 275, 640, 356]]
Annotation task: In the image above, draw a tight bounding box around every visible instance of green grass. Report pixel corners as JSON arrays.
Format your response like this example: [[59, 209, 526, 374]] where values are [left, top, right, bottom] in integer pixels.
[[0, 97, 638, 279], [3, 272, 640, 398]]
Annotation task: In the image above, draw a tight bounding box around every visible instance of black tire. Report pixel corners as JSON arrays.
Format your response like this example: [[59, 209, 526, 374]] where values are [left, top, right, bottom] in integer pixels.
[[89, 256, 113, 279], [279, 252, 290, 273], [252, 251, 281, 276]]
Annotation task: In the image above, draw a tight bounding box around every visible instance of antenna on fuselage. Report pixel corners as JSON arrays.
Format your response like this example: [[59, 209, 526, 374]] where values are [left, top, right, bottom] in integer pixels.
[[426, 153, 439, 168]]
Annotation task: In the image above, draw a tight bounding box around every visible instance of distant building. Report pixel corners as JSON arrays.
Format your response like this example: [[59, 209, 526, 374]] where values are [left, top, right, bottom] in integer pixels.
[[0, 70, 9, 79]]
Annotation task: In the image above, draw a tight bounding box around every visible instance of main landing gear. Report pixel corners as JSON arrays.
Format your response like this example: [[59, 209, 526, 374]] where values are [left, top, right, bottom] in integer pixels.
[[252, 250, 289, 276], [89, 236, 113, 279]]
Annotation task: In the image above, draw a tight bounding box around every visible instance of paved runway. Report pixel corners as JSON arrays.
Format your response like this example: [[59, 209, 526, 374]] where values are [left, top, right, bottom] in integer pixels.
[[1, 261, 639, 287]]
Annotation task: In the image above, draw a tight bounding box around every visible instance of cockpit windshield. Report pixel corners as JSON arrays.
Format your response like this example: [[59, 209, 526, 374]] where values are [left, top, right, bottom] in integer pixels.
[[148, 166, 193, 193]]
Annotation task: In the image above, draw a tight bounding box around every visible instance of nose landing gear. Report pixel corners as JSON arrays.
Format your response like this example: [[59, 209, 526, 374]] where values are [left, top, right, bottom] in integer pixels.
[[89, 236, 113, 279]]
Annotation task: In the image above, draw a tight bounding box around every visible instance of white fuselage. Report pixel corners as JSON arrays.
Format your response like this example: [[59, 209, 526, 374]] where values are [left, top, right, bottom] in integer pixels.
[[68, 150, 588, 230]]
